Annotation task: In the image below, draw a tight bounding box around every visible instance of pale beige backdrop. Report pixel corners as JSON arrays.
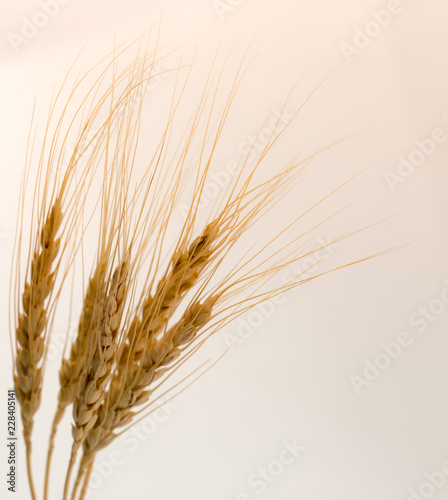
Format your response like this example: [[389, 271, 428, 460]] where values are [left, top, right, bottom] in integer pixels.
[[2, 1, 448, 499]]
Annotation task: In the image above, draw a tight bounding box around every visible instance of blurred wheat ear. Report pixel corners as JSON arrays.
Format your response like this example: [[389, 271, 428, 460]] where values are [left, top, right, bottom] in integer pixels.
[[10, 28, 389, 500]]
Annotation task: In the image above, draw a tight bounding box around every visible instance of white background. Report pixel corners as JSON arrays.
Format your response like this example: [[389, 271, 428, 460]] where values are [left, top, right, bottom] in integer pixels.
[[2, 1, 448, 499]]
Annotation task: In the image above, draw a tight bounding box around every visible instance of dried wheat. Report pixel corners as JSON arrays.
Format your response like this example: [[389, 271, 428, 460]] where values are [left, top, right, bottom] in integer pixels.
[[63, 256, 130, 500], [14, 196, 63, 500], [83, 294, 218, 458]]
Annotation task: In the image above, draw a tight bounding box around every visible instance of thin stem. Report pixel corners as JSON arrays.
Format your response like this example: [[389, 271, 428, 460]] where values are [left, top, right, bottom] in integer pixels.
[[79, 457, 95, 500], [63, 443, 80, 500], [71, 453, 89, 500], [71, 466, 85, 500], [44, 405, 65, 500], [25, 434, 37, 500]]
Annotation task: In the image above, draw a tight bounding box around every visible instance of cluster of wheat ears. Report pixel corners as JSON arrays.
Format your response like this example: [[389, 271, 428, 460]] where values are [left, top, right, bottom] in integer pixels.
[[9, 28, 386, 500]]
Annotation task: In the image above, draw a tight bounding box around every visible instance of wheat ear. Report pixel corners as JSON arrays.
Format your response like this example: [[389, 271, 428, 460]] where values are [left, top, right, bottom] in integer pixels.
[[14, 196, 63, 500], [80, 224, 218, 458], [122, 221, 218, 366], [63, 256, 130, 500]]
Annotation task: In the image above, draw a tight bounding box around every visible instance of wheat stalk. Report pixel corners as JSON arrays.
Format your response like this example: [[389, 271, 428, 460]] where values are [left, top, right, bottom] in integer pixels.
[[14, 197, 63, 500], [62, 255, 130, 500]]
